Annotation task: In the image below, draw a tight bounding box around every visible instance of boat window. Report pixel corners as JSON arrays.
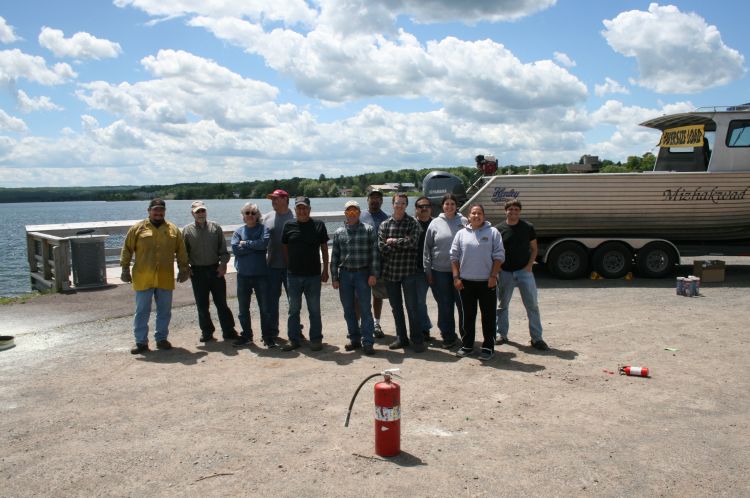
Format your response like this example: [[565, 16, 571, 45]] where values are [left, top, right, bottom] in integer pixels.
[[726, 120, 750, 147]]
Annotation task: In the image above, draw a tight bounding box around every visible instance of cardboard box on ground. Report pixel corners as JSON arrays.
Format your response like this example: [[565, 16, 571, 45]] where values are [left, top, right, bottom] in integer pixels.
[[693, 260, 726, 283]]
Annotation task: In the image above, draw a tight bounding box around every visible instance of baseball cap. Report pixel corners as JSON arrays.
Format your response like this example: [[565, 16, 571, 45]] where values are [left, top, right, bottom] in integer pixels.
[[266, 189, 289, 199], [367, 189, 383, 198], [344, 200, 360, 210], [294, 196, 311, 207], [191, 200, 207, 213], [148, 198, 166, 209]]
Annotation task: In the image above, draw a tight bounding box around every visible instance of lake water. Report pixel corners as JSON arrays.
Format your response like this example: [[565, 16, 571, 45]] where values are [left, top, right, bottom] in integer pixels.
[[2, 197, 389, 297]]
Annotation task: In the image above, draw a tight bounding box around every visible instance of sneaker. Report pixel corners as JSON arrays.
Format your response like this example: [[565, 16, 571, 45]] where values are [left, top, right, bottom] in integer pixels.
[[200, 334, 217, 342], [455, 347, 473, 358], [478, 348, 495, 361], [156, 340, 172, 350], [388, 338, 409, 350], [412, 342, 427, 353], [363, 344, 375, 355], [310, 340, 323, 352], [263, 337, 278, 349], [373, 323, 385, 339], [130, 343, 149, 355], [442, 338, 458, 349], [233, 336, 252, 347], [281, 341, 301, 352], [344, 342, 362, 352], [495, 334, 507, 345], [531, 339, 550, 351], [223, 331, 240, 340]]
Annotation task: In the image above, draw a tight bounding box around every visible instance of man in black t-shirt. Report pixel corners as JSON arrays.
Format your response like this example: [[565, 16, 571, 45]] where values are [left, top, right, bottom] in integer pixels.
[[495, 199, 548, 350], [281, 196, 329, 351]]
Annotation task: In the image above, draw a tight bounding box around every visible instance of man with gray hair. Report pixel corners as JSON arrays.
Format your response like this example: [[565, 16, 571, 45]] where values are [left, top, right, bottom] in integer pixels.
[[182, 200, 238, 343]]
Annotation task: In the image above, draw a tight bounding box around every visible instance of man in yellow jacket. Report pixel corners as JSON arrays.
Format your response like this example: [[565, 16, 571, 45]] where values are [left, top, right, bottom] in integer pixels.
[[120, 198, 190, 354]]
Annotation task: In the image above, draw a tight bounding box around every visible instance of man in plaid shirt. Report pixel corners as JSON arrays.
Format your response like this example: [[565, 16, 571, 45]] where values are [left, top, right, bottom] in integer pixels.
[[331, 200, 380, 355], [378, 193, 427, 353]]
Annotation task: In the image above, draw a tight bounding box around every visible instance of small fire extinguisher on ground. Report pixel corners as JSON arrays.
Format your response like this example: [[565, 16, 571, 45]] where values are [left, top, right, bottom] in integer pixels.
[[619, 365, 650, 377], [345, 369, 402, 457]]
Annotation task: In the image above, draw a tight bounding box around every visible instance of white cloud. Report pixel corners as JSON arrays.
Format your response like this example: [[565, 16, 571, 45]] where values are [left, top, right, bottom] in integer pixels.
[[0, 109, 27, 132], [553, 51, 575, 67], [16, 90, 64, 113], [0, 16, 20, 43], [76, 49, 290, 131], [588, 99, 695, 157], [190, 16, 587, 117], [0, 49, 77, 85], [38, 27, 122, 60], [113, 0, 318, 27], [594, 77, 629, 97], [602, 3, 745, 93]]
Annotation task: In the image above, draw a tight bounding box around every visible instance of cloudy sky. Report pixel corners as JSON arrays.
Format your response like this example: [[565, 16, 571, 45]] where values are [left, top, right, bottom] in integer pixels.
[[0, 1, 747, 187]]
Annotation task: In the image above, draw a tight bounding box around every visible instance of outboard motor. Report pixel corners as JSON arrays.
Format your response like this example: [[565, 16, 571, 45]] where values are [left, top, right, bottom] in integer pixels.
[[422, 171, 467, 215]]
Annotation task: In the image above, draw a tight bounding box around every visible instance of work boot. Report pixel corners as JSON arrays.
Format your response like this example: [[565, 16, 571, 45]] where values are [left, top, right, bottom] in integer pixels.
[[156, 340, 172, 350], [130, 343, 149, 355]]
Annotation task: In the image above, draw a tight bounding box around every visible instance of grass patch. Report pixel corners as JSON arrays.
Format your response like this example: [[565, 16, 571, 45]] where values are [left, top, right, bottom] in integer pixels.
[[0, 291, 48, 305]]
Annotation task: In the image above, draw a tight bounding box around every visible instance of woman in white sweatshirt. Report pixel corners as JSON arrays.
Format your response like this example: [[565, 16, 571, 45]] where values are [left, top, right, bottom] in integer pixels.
[[450, 204, 505, 361]]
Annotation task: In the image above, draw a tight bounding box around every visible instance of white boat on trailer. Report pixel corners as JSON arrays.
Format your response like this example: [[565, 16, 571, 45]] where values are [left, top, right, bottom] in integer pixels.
[[424, 105, 750, 278]]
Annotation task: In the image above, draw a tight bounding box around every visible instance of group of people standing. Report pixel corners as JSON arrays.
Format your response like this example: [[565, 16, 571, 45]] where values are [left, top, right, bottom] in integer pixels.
[[120, 189, 549, 359]]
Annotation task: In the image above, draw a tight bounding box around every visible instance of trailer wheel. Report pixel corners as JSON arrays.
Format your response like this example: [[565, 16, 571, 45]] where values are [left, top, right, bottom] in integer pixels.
[[636, 242, 677, 278], [547, 242, 589, 279], [592, 242, 633, 279]]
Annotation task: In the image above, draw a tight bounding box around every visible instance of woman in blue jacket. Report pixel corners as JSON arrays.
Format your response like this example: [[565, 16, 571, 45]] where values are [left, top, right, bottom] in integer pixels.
[[232, 203, 274, 348]]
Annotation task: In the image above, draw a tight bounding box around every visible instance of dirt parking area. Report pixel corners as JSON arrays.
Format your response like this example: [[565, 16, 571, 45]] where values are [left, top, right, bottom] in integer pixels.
[[1, 260, 749, 497]]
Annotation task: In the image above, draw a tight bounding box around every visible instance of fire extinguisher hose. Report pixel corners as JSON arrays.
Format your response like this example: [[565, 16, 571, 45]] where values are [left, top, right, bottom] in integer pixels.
[[344, 373, 382, 427]]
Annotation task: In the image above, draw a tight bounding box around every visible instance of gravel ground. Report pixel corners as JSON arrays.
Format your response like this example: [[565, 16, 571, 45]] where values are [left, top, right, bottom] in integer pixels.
[[1, 260, 749, 497]]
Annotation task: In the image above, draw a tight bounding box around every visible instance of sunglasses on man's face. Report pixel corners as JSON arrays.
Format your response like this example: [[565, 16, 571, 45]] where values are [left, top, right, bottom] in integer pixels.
[[415, 204, 431, 209], [243, 211, 257, 216]]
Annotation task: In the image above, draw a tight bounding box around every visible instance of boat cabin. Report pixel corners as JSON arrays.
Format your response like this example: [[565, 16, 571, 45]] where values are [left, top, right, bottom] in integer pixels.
[[641, 106, 750, 173]]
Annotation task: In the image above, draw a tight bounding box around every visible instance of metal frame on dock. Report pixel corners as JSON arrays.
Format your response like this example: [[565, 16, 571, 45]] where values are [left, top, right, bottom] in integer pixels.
[[25, 212, 345, 293]]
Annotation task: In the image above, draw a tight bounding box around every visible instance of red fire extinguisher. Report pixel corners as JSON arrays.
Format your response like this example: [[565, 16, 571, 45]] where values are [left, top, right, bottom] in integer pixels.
[[619, 365, 650, 377], [345, 369, 402, 457]]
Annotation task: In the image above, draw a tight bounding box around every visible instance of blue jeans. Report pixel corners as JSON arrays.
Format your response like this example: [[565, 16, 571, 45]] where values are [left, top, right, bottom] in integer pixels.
[[237, 274, 271, 341], [287, 274, 322, 343], [338, 270, 375, 346], [497, 269, 544, 342], [267, 267, 288, 338], [429, 270, 462, 343], [415, 271, 432, 334], [385, 274, 423, 345], [133, 288, 173, 345]]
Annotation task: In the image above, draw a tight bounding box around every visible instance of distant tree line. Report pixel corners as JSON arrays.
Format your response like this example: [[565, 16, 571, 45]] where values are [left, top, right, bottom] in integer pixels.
[[0, 154, 655, 203]]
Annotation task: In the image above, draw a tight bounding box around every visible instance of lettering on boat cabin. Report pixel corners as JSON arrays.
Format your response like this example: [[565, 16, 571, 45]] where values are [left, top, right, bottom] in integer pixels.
[[662, 186, 749, 204], [659, 125, 705, 148], [491, 187, 520, 202]]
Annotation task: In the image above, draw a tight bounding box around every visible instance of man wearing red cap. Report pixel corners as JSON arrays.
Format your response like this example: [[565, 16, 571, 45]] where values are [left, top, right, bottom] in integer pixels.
[[262, 189, 294, 339]]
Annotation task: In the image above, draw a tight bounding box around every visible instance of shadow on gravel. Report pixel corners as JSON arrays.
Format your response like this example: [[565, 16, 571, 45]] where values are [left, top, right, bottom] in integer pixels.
[[387, 450, 426, 467], [503, 340, 578, 361], [135, 347, 208, 365], [196, 341, 240, 357]]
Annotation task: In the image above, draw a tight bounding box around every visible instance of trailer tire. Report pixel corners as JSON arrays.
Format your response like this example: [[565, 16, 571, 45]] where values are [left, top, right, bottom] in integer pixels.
[[636, 242, 677, 278], [547, 242, 589, 279], [592, 242, 633, 279]]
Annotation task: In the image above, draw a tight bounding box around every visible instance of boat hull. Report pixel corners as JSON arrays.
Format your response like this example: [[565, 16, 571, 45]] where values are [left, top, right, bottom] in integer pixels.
[[467, 172, 750, 241]]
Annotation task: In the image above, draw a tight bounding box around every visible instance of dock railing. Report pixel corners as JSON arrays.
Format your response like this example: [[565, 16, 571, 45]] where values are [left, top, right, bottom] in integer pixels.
[[25, 213, 346, 293]]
